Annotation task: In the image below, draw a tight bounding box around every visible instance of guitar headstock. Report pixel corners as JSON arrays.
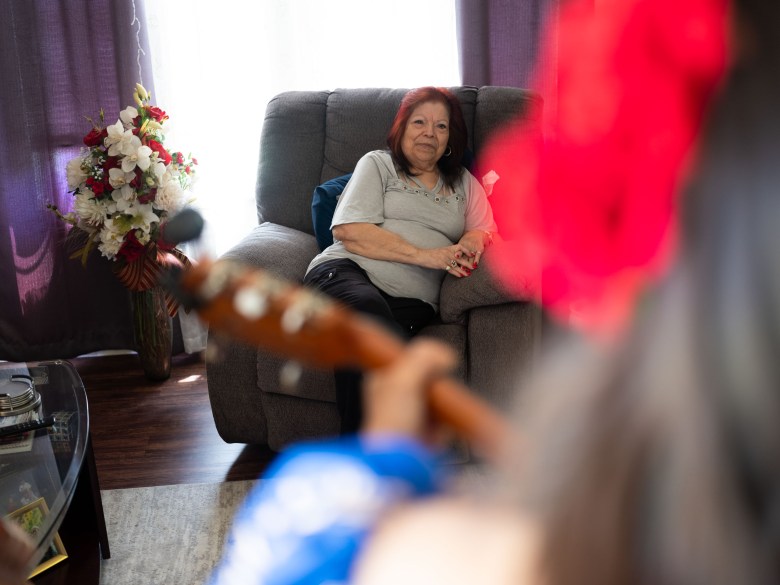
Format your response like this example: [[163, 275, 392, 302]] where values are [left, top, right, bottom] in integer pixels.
[[177, 258, 405, 370]]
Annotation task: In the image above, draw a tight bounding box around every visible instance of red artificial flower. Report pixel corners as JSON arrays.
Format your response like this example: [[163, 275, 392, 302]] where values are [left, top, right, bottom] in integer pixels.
[[83, 127, 106, 147], [480, 0, 729, 337], [91, 181, 105, 196], [147, 139, 172, 165], [103, 156, 119, 173], [145, 105, 168, 122], [117, 230, 146, 264], [130, 168, 143, 189], [138, 188, 156, 205]]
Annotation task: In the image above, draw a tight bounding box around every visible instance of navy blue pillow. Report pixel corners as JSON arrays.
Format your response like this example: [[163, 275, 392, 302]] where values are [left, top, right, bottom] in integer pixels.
[[312, 173, 352, 251], [462, 147, 475, 173]]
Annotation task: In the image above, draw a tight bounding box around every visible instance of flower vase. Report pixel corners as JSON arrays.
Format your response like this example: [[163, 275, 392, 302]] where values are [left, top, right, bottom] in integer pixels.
[[131, 286, 173, 381]]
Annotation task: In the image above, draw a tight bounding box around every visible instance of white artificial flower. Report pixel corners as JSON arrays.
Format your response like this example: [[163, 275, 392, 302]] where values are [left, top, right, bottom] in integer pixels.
[[151, 161, 166, 183], [154, 175, 184, 212], [121, 144, 152, 172], [97, 239, 122, 259], [73, 189, 107, 225], [97, 218, 125, 259], [111, 185, 135, 212], [127, 201, 160, 234], [105, 120, 125, 153], [66, 157, 88, 190], [135, 227, 151, 245], [108, 125, 141, 158], [118, 133, 141, 157], [108, 167, 135, 190], [119, 106, 139, 126], [103, 197, 119, 215]]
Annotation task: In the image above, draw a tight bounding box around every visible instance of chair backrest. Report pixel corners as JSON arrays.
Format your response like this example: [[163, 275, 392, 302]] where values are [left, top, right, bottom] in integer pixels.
[[255, 86, 541, 234]]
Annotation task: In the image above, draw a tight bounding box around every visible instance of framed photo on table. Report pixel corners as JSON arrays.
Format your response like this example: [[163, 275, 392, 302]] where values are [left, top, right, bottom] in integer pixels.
[[6, 497, 68, 577]]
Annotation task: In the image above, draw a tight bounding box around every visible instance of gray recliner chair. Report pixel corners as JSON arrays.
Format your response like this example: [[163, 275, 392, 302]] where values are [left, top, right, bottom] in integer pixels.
[[205, 86, 542, 451]]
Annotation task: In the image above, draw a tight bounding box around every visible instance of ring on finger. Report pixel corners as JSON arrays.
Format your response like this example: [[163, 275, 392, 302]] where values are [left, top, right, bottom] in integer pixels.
[[445, 265, 452, 271], [450, 259, 458, 268]]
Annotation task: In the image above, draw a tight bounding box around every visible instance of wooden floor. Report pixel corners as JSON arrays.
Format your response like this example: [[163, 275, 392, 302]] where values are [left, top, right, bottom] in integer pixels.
[[70, 352, 277, 491]]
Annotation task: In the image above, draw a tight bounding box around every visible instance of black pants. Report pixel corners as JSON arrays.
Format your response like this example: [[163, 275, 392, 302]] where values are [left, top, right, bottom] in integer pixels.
[[303, 259, 435, 433]]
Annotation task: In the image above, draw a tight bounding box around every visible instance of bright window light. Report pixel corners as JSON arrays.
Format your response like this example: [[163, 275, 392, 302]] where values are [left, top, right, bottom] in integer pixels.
[[144, 0, 460, 256]]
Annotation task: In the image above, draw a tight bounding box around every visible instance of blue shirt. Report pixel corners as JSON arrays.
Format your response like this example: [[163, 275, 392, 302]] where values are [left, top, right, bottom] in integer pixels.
[[209, 435, 443, 585]]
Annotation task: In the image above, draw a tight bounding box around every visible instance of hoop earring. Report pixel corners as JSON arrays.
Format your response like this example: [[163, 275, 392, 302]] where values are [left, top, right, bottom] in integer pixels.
[[444, 145, 452, 157]]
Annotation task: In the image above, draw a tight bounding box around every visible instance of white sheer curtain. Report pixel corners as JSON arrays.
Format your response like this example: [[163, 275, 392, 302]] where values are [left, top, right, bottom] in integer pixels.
[[143, 0, 459, 350], [144, 0, 459, 257]]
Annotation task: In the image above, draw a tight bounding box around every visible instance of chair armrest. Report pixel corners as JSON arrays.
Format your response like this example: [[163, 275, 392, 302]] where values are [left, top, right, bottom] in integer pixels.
[[220, 222, 321, 282], [205, 222, 321, 445], [439, 244, 531, 324]]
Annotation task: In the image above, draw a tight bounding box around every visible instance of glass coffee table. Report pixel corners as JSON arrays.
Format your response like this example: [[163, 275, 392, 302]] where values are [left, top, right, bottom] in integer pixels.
[[0, 360, 109, 583]]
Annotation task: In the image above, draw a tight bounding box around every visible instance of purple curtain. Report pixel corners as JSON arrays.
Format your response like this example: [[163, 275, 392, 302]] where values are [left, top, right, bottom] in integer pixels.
[[456, 0, 558, 89], [0, 0, 155, 361]]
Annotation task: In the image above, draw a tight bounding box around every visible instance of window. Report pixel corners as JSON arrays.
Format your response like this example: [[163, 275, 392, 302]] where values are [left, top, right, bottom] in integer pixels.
[[144, 0, 459, 255]]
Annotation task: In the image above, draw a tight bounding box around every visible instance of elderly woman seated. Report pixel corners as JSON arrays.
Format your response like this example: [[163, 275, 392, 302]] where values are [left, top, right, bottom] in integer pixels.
[[303, 86, 498, 434]]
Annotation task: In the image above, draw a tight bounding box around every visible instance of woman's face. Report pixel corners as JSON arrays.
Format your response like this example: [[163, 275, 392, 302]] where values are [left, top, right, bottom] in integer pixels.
[[401, 100, 450, 172]]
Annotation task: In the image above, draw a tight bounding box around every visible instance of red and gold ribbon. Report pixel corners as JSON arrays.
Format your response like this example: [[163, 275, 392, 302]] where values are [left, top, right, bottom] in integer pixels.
[[114, 245, 193, 317]]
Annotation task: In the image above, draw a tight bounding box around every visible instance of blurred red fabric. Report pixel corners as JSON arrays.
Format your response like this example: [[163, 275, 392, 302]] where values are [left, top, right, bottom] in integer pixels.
[[481, 0, 730, 336]]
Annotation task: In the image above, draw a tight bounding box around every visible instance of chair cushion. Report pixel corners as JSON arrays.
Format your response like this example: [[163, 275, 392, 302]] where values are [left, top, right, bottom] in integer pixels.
[[311, 173, 352, 251], [256, 91, 331, 234]]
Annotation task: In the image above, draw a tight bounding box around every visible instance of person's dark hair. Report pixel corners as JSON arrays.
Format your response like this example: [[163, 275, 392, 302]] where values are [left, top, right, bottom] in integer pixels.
[[386, 87, 467, 189], [509, 4, 780, 585]]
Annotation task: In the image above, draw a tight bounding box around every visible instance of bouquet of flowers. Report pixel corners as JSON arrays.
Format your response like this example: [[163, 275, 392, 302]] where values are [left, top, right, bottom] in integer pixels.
[[49, 84, 199, 379], [50, 83, 197, 298]]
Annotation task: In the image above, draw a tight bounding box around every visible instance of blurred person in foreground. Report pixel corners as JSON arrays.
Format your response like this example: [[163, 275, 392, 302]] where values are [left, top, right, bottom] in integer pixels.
[[209, 0, 780, 583]]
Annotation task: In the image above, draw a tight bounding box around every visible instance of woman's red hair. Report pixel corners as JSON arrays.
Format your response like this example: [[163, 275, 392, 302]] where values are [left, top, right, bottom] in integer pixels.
[[387, 87, 467, 189]]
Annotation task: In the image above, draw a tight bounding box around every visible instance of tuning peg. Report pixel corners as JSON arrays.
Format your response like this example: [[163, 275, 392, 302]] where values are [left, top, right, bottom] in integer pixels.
[[280, 305, 306, 334], [233, 286, 269, 320], [200, 262, 234, 301], [281, 293, 315, 334], [279, 361, 303, 390], [281, 292, 331, 335]]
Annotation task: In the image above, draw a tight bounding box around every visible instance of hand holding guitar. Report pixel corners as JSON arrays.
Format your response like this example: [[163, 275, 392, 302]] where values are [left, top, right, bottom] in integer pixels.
[[362, 338, 458, 441]]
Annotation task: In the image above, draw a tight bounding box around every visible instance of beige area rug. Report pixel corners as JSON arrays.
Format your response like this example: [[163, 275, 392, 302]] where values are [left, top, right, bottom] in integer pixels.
[[99, 480, 256, 585]]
